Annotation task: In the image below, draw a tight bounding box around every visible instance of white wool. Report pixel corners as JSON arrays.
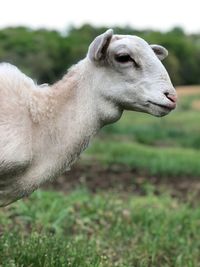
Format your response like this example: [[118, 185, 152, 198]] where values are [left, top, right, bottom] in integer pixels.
[[0, 30, 177, 206]]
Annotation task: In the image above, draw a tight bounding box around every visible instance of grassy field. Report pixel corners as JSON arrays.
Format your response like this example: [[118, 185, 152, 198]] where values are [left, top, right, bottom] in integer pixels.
[[84, 86, 200, 177], [1, 190, 200, 267], [1, 86, 200, 267]]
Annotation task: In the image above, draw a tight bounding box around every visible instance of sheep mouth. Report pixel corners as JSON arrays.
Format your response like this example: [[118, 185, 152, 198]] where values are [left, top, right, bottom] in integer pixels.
[[148, 101, 175, 111]]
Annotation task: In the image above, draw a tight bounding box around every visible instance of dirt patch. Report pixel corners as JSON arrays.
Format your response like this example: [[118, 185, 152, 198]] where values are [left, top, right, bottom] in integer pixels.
[[42, 162, 200, 201], [192, 100, 200, 110], [176, 85, 200, 97]]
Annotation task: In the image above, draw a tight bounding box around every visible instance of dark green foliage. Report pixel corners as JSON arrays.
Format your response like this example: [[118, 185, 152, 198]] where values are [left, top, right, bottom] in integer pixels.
[[0, 25, 200, 85]]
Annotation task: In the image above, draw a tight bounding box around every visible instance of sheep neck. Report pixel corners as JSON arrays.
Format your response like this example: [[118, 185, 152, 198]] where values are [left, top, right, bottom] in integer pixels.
[[36, 60, 122, 171], [51, 59, 122, 131]]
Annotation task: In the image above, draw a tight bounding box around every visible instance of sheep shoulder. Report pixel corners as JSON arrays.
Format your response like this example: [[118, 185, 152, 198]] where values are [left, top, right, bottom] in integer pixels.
[[0, 63, 33, 177]]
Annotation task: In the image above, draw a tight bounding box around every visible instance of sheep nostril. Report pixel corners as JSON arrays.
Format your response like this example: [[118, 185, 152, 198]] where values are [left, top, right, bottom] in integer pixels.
[[164, 92, 177, 103]]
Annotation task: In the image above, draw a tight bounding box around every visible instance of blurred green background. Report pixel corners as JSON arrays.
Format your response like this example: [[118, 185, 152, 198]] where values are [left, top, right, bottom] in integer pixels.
[[1, 25, 200, 267], [0, 24, 200, 86]]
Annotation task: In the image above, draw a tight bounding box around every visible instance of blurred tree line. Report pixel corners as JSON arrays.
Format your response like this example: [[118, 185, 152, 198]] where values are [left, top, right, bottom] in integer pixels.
[[0, 24, 199, 85]]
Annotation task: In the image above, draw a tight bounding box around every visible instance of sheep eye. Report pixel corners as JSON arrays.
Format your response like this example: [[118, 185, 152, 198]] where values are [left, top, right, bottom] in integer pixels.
[[115, 54, 140, 68], [115, 54, 132, 63]]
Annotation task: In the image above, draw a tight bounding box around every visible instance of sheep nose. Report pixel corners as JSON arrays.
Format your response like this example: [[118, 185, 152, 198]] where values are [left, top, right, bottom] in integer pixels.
[[164, 92, 177, 109], [165, 93, 177, 103]]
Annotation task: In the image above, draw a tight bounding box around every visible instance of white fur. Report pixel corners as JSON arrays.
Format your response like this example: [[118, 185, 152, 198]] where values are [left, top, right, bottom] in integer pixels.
[[0, 30, 177, 206]]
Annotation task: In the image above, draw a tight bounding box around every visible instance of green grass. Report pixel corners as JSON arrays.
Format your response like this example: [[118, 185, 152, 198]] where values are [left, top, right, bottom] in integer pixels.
[[1, 90, 200, 266], [1, 189, 200, 267], [86, 140, 200, 177], [101, 93, 200, 149], [81, 93, 200, 178], [101, 110, 200, 149]]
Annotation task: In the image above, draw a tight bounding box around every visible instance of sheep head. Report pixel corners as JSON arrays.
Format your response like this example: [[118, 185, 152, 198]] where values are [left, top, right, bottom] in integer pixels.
[[87, 29, 177, 117]]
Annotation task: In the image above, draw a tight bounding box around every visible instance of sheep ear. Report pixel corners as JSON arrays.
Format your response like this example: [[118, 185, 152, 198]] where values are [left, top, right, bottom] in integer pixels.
[[150, 45, 168, 61], [88, 29, 113, 62]]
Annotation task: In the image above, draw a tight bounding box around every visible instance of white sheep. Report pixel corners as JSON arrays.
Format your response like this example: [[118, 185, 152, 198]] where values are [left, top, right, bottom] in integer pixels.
[[0, 29, 177, 206]]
